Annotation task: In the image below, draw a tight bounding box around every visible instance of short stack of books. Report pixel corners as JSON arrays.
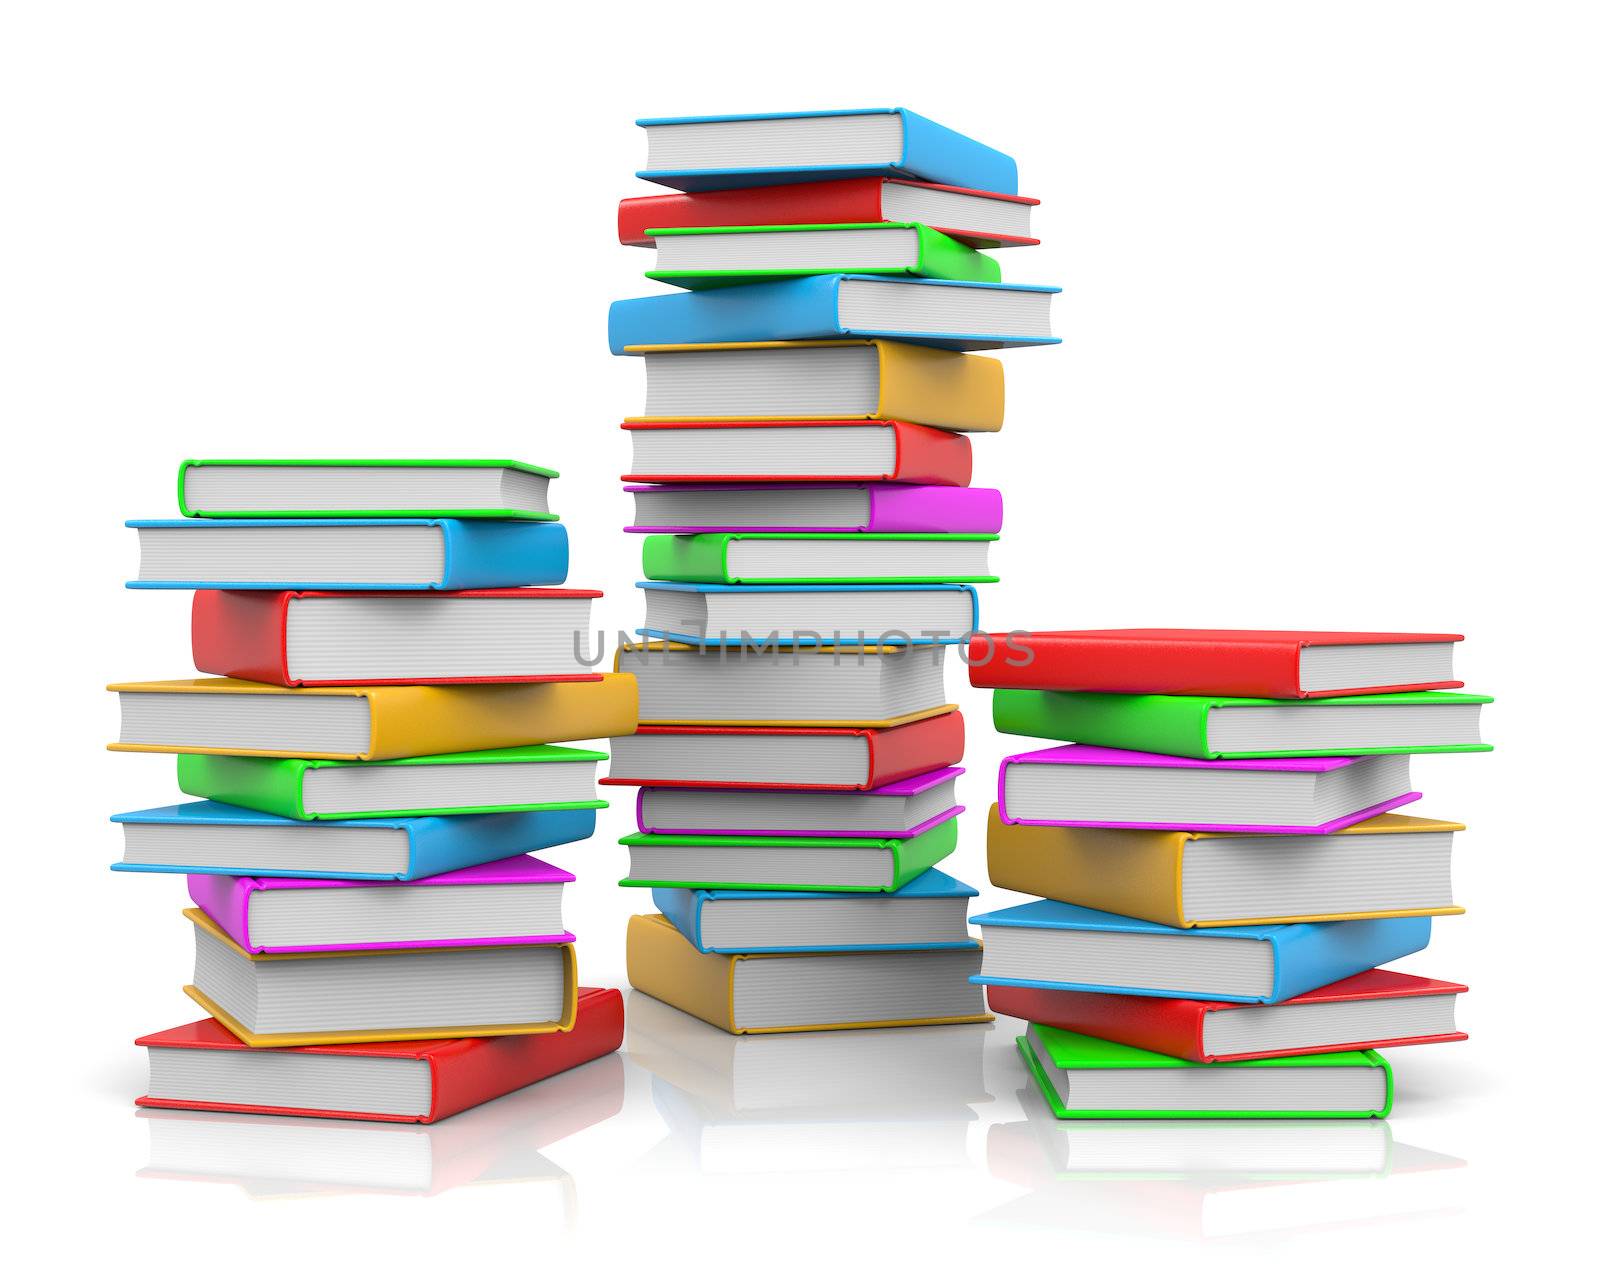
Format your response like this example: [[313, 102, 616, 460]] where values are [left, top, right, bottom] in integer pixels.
[[110, 459, 638, 1123], [607, 108, 1060, 1033], [965, 628, 1491, 1119]]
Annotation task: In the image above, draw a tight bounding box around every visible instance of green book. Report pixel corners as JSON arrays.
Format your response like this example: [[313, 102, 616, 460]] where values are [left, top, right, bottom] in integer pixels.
[[1020, 1025, 1394, 1120], [645, 222, 1002, 289], [992, 689, 1494, 759], [177, 745, 608, 821], [618, 816, 959, 893], [640, 532, 999, 585], [177, 458, 559, 519]]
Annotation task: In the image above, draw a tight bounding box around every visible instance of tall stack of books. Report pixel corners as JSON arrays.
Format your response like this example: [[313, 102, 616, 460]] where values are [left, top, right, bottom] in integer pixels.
[[965, 628, 1491, 1119], [110, 459, 638, 1124], [605, 108, 1061, 1033]]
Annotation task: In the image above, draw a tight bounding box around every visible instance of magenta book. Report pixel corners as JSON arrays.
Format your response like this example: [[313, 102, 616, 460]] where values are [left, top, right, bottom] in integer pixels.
[[623, 483, 1003, 534]]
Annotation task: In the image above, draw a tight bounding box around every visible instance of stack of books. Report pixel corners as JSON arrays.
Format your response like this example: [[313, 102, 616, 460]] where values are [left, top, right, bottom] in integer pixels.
[[965, 628, 1492, 1119], [606, 107, 1060, 1033], [110, 458, 638, 1124]]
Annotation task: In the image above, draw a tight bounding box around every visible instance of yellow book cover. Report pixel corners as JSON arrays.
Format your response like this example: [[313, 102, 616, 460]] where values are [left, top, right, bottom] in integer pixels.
[[109, 673, 639, 760], [621, 339, 1004, 432], [987, 806, 1466, 928]]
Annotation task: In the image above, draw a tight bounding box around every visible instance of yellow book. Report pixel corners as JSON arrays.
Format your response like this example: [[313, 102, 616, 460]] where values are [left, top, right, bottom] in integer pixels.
[[622, 339, 1005, 432], [987, 805, 1466, 928], [183, 908, 579, 1047], [625, 914, 992, 1035], [109, 672, 638, 760]]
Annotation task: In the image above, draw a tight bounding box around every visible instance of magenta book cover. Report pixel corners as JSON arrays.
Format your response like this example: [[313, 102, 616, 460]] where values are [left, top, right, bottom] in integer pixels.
[[995, 745, 1421, 834], [623, 484, 1003, 534], [186, 853, 576, 954], [635, 765, 966, 838]]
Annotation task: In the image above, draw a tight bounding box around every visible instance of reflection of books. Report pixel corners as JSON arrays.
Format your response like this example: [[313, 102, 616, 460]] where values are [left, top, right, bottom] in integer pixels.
[[138, 1051, 623, 1198]]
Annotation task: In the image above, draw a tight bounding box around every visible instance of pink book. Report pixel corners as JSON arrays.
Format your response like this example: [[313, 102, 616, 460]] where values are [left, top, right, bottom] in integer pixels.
[[997, 744, 1421, 834], [187, 853, 575, 953], [623, 483, 1003, 534]]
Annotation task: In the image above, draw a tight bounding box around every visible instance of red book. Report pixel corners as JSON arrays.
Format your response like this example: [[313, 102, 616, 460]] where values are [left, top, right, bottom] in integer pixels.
[[617, 177, 1040, 249], [987, 970, 1467, 1062], [620, 419, 972, 486], [192, 587, 604, 686], [966, 628, 1466, 698], [135, 985, 626, 1123], [601, 710, 965, 791]]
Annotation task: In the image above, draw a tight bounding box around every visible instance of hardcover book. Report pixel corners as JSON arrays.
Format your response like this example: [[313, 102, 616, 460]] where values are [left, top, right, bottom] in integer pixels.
[[625, 482, 1002, 533], [623, 421, 973, 485], [135, 986, 624, 1123], [640, 533, 997, 584], [637, 580, 978, 646]]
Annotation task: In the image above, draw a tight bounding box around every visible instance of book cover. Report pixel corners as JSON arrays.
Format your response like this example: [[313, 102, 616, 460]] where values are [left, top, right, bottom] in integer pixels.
[[623, 483, 1003, 534], [640, 533, 999, 584], [621, 420, 974, 485]]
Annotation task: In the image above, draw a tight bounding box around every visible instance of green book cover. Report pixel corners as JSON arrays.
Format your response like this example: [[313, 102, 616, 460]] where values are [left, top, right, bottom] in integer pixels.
[[645, 222, 1002, 289], [639, 532, 999, 585], [617, 816, 958, 892], [177, 458, 559, 519], [991, 689, 1494, 759], [176, 744, 608, 820], [1021, 1026, 1394, 1120]]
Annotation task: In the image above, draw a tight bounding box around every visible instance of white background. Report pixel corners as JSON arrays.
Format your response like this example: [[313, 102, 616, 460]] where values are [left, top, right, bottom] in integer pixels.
[[3, 0, 1597, 1278]]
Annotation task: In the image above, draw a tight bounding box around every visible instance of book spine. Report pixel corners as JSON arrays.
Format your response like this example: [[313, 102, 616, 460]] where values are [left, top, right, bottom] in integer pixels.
[[897, 109, 1019, 195], [889, 423, 975, 485], [890, 817, 959, 889], [440, 520, 569, 590], [185, 872, 258, 951], [986, 986, 1209, 1061], [404, 808, 599, 881], [650, 886, 704, 948], [865, 485, 1001, 533], [876, 342, 1005, 431], [990, 689, 1214, 758], [191, 590, 292, 684], [1270, 917, 1434, 1004], [625, 914, 737, 1031], [867, 709, 965, 787], [607, 277, 846, 353], [915, 224, 1002, 283], [617, 179, 887, 246], [639, 534, 732, 583], [176, 753, 310, 819]]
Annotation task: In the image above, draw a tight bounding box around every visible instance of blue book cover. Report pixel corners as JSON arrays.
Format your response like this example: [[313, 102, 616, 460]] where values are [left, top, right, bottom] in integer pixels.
[[654, 868, 979, 954], [126, 518, 568, 590], [609, 275, 1060, 353], [635, 108, 1019, 194], [969, 900, 1433, 1004], [110, 799, 596, 880], [636, 581, 978, 646]]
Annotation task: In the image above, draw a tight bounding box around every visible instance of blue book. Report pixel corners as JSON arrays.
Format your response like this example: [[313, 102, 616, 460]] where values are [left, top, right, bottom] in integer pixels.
[[126, 518, 568, 590], [637, 581, 978, 647], [609, 276, 1060, 353], [969, 900, 1433, 1004], [636, 108, 1019, 194], [653, 868, 979, 954], [111, 800, 596, 880]]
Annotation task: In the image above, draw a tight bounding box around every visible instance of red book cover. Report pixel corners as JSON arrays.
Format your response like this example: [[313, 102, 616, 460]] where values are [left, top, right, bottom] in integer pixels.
[[135, 986, 626, 1122], [601, 710, 965, 791], [986, 970, 1467, 1062], [620, 419, 972, 486], [617, 176, 1041, 249], [966, 628, 1466, 698], [191, 587, 605, 686]]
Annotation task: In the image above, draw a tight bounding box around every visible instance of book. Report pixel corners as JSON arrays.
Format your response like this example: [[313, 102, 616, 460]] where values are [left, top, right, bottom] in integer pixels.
[[640, 533, 997, 584], [623, 421, 973, 485], [177, 744, 608, 821], [625, 341, 1004, 432], [650, 868, 977, 947], [970, 900, 1433, 1003], [992, 689, 1494, 759], [619, 177, 1039, 249], [647, 222, 1001, 290], [1018, 1026, 1393, 1120], [626, 912, 990, 1034], [182, 908, 579, 1045], [620, 816, 961, 893], [610, 277, 1058, 352], [177, 458, 559, 520], [616, 641, 950, 727], [127, 518, 568, 591], [996, 745, 1421, 833], [109, 673, 638, 759], [635, 108, 1019, 194], [112, 800, 595, 880], [637, 581, 978, 646], [187, 852, 575, 953], [968, 629, 1465, 698], [191, 588, 601, 685], [135, 985, 623, 1123], [986, 805, 1465, 926], [986, 968, 1467, 1062], [603, 712, 964, 790], [626, 483, 1003, 533], [634, 766, 964, 838]]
